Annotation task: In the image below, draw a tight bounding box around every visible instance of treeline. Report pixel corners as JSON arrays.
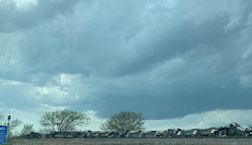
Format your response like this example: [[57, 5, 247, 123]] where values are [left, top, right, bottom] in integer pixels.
[[0, 110, 145, 136]]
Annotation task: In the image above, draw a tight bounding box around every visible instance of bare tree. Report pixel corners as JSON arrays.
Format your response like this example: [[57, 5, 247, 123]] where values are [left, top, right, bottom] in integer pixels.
[[40, 109, 91, 132], [0, 114, 4, 123], [100, 111, 145, 133], [0, 113, 22, 138], [21, 124, 35, 135], [0, 113, 22, 131], [8, 119, 22, 131]]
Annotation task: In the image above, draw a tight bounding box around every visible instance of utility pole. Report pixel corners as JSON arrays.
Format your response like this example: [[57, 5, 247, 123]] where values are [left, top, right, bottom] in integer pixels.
[[5, 115, 11, 144], [7, 116, 11, 131]]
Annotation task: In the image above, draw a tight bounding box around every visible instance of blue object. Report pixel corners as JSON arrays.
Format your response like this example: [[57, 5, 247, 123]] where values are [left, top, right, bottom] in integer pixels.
[[0, 126, 8, 144]]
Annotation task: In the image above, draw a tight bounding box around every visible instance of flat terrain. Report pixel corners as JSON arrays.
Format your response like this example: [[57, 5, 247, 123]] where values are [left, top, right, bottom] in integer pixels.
[[6, 138, 252, 145]]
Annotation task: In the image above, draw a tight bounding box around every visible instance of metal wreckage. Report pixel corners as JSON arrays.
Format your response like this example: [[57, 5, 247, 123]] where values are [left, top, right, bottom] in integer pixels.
[[23, 123, 252, 139]]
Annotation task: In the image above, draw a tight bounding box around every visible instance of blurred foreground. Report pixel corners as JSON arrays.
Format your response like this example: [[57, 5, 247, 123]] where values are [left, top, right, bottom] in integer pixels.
[[6, 138, 252, 145]]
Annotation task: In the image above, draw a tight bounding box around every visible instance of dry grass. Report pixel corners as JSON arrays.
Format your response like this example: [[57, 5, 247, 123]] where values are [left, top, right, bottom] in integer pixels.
[[6, 138, 252, 145]]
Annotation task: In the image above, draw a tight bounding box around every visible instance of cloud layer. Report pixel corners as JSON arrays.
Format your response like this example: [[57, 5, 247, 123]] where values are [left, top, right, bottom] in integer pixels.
[[1, 0, 252, 128]]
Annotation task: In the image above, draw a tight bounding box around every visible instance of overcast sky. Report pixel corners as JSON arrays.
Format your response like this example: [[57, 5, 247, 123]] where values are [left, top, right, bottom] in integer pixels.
[[1, 0, 252, 131]]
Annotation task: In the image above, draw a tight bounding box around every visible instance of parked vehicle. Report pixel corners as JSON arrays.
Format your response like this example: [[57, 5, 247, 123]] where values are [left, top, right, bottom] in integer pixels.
[[23, 123, 252, 139]]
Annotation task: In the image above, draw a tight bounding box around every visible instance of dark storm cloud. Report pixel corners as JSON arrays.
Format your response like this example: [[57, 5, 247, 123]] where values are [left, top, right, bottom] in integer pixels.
[[0, 0, 82, 33], [1, 0, 252, 119], [18, 0, 151, 77], [72, 0, 252, 119]]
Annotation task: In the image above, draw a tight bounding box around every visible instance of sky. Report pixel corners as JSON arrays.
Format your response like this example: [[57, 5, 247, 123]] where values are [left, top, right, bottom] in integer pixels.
[[1, 0, 252, 132]]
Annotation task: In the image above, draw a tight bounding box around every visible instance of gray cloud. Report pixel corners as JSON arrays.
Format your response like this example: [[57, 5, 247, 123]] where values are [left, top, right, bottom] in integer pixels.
[[1, 0, 252, 120], [0, 0, 82, 33]]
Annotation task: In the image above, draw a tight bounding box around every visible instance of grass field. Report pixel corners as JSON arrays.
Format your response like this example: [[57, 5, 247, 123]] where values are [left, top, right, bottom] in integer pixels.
[[6, 138, 252, 145]]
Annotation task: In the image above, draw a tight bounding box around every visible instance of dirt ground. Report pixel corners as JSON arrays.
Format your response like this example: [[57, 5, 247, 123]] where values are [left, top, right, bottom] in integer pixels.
[[6, 138, 252, 145]]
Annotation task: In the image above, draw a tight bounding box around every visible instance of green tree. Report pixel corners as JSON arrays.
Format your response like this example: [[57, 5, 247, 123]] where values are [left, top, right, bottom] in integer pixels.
[[100, 111, 145, 133], [21, 124, 35, 135], [39, 109, 91, 132]]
